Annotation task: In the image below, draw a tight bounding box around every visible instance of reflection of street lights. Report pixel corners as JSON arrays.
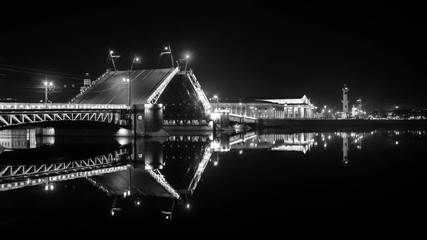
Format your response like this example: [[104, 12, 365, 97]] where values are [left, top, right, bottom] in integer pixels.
[[110, 195, 122, 216], [213, 153, 219, 166], [44, 181, 54, 191], [134, 198, 142, 207], [44, 80, 53, 103], [213, 95, 219, 111]]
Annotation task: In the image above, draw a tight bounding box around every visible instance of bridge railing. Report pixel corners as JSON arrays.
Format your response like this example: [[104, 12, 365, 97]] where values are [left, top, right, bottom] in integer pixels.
[[163, 119, 210, 126], [0, 103, 128, 111], [186, 71, 212, 114], [228, 113, 258, 121], [69, 69, 111, 103]]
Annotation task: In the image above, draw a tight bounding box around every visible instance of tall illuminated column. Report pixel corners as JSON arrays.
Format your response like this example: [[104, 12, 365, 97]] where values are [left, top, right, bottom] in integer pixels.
[[342, 84, 349, 119]]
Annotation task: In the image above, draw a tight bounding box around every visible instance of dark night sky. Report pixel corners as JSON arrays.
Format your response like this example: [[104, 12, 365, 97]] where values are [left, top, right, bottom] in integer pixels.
[[1, 2, 426, 112]]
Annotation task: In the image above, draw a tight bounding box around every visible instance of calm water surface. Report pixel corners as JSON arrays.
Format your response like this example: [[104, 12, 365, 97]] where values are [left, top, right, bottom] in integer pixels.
[[1, 127, 426, 236]]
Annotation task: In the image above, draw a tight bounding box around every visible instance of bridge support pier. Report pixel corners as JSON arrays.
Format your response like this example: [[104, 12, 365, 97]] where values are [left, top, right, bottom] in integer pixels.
[[133, 137, 164, 170], [133, 104, 169, 137], [220, 112, 230, 129], [212, 111, 233, 132]]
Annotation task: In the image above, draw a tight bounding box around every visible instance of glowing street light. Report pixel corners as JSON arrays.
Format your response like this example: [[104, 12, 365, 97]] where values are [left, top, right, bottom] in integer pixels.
[[395, 106, 399, 109], [44, 79, 54, 103], [125, 56, 141, 106], [131, 56, 141, 71], [184, 54, 190, 72], [109, 49, 121, 71], [158, 44, 174, 68]]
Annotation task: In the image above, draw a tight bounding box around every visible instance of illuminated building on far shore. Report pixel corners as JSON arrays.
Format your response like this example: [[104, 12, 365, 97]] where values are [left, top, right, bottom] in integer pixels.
[[210, 95, 316, 119]]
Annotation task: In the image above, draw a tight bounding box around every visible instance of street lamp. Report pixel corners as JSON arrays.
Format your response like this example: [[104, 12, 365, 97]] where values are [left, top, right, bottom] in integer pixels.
[[158, 45, 174, 68], [130, 56, 140, 71], [109, 49, 120, 71], [122, 77, 130, 105], [125, 56, 141, 106], [184, 54, 190, 72], [213, 95, 219, 111], [44, 80, 53, 103]]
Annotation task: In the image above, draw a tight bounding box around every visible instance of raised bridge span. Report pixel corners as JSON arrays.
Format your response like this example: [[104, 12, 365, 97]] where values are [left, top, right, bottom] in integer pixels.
[[0, 67, 257, 132]]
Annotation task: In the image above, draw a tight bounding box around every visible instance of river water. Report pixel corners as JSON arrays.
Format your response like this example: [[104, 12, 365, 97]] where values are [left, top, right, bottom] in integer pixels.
[[1, 127, 426, 236]]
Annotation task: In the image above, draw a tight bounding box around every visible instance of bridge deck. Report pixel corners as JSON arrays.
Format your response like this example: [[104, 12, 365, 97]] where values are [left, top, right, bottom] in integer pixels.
[[71, 68, 177, 105]]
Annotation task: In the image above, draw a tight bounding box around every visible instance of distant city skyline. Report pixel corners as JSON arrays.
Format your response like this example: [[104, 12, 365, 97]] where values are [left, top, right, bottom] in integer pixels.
[[1, 2, 426, 112]]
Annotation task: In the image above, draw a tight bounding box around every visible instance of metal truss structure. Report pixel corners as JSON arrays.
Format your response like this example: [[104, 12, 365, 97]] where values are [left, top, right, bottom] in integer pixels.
[[87, 167, 181, 200], [147, 67, 180, 104], [186, 71, 212, 114], [0, 104, 128, 128], [186, 148, 213, 193], [0, 149, 127, 191], [142, 68, 212, 116], [147, 169, 180, 199]]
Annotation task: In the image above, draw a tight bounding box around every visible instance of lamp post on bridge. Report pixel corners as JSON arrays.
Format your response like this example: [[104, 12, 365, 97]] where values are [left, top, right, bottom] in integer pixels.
[[184, 54, 190, 72], [158, 45, 174, 68], [123, 56, 141, 107], [44, 78, 53, 103], [109, 50, 120, 71]]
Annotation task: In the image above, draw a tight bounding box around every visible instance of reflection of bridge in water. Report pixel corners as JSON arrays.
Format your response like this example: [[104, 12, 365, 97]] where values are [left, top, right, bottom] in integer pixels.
[[218, 132, 316, 154], [0, 127, 55, 152], [2, 128, 380, 219], [0, 130, 216, 218], [0, 148, 128, 191]]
